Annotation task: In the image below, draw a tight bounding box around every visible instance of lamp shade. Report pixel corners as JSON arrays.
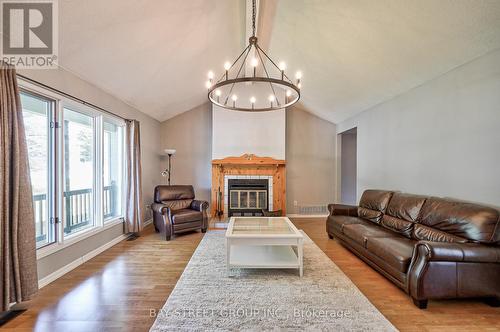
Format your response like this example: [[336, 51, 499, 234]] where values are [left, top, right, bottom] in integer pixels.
[[164, 149, 176, 155]]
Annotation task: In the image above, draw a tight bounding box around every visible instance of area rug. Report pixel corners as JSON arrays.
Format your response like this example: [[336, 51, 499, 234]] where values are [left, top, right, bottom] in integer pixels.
[[150, 231, 397, 331]]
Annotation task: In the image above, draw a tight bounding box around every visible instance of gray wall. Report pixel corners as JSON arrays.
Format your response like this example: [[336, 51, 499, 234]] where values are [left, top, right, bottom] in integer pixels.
[[286, 106, 337, 213], [159, 103, 338, 213], [18, 68, 162, 280], [340, 129, 357, 205], [337, 49, 500, 207], [160, 103, 213, 202]]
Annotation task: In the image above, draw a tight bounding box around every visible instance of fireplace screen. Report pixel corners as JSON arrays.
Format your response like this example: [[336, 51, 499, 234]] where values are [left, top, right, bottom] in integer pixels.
[[230, 190, 268, 210]]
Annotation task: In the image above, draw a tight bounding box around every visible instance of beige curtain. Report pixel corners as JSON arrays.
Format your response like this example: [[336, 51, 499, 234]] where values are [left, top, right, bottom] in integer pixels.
[[0, 62, 38, 311], [125, 119, 143, 234]]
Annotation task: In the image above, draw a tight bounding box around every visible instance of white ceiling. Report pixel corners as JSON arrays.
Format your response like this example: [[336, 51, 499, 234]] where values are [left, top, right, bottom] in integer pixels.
[[59, 0, 500, 123]]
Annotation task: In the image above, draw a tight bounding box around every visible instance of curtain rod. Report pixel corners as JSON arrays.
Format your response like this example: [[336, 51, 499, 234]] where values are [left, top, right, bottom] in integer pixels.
[[16, 73, 133, 122]]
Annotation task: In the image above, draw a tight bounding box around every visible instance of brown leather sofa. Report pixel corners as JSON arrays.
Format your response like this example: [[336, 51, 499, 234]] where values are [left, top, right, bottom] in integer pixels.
[[151, 185, 209, 241], [327, 190, 500, 309]]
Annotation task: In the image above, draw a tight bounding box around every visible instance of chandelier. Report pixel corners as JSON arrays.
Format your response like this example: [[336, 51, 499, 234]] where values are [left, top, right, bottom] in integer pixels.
[[205, 0, 302, 112]]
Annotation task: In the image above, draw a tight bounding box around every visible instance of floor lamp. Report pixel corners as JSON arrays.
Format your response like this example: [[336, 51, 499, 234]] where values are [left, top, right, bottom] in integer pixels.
[[161, 149, 176, 185]]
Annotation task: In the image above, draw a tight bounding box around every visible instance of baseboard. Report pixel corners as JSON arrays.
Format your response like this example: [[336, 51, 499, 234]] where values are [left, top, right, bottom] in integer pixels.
[[287, 214, 328, 218], [38, 233, 128, 289]]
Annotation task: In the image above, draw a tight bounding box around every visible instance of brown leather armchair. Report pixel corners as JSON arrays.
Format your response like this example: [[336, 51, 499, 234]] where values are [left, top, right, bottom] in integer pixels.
[[151, 185, 208, 241]]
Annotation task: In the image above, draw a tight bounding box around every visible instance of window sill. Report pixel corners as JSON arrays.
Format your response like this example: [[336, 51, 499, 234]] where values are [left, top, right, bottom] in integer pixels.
[[36, 217, 124, 260]]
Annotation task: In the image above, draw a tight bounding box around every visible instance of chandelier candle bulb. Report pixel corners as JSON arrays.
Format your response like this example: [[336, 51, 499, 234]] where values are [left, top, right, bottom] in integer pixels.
[[208, 71, 214, 79], [250, 96, 256, 109], [232, 94, 238, 108], [251, 58, 258, 77], [269, 94, 275, 107], [224, 62, 231, 80], [279, 61, 286, 79]]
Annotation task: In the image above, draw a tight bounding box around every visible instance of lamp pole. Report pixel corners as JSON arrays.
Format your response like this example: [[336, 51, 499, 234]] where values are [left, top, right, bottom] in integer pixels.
[[167, 153, 172, 186], [162, 149, 176, 185]]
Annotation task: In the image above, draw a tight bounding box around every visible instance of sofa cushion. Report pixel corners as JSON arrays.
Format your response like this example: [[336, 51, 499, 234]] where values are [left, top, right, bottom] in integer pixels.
[[358, 190, 394, 223], [342, 223, 398, 248], [419, 197, 500, 244], [327, 215, 365, 235], [381, 193, 427, 238], [381, 215, 414, 238], [366, 237, 416, 273], [171, 209, 203, 224], [358, 207, 384, 224], [413, 224, 468, 243], [385, 193, 427, 222]]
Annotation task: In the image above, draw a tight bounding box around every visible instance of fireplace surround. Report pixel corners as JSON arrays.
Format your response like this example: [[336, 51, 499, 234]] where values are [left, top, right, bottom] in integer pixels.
[[211, 154, 286, 219]]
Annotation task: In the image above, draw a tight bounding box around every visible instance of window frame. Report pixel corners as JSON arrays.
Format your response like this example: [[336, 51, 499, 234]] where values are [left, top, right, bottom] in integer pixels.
[[19, 79, 126, 260], [20, 89, 58, 249], [102, 115, 126, 223]]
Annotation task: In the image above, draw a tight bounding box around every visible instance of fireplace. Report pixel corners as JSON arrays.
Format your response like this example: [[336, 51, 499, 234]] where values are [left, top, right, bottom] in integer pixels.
[[211, 154, 286, 219], [228, 179, 268, 217]]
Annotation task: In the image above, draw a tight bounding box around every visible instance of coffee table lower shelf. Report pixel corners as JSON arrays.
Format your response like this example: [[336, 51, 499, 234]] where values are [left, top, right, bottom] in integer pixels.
[[227, 245, 302, 276]]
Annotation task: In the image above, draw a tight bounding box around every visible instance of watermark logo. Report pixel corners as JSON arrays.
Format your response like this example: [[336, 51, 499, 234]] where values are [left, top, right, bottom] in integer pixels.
[[1, 0, 58, 68]]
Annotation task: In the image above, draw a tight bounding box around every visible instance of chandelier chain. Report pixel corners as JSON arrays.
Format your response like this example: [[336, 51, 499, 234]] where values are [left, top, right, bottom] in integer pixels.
[[252, 0, 256, 37]]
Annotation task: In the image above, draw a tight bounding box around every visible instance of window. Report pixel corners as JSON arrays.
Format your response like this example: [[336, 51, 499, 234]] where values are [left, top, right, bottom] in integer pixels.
[[103, 120, 124, 221], [63, 108, 96, 236], [20, 82, 125, 253], [21, 92, 56, 248]]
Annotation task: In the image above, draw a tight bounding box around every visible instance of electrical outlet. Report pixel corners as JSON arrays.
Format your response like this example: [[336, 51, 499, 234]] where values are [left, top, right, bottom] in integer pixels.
[[293, 200, 298, 207]]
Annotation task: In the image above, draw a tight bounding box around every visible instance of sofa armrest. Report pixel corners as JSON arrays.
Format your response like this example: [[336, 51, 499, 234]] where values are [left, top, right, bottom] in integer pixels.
[[151, 202, 170, 215], [408, 241, 500, 302], [191, 200, 209, 212], [412, 241, 500, 263], [327, 204, 358, 217]]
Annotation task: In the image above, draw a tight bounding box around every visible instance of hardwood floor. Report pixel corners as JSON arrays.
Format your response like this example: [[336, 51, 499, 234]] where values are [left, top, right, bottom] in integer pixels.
[[1, 219, 499, 331], [1, 226, 204, 332]]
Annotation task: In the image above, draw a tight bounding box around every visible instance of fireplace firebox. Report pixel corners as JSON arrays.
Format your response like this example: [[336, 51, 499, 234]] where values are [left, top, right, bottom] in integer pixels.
[[228, 179, 269, 217]]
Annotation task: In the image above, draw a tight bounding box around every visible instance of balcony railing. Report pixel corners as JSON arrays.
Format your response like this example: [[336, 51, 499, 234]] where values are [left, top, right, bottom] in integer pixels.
[[34, 184, 117, 243]]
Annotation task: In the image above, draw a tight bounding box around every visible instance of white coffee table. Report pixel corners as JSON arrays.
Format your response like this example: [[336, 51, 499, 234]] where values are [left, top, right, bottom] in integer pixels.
[[225, 217, 304, 277]]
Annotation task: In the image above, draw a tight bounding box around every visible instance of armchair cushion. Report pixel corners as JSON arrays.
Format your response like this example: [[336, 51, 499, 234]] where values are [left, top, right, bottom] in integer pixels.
[[160, 199, 193, 211], [191, 200, 209, 212], [172, 209, 203, 224], [414, 241, 500, 263], [155, 185, 195, 202]]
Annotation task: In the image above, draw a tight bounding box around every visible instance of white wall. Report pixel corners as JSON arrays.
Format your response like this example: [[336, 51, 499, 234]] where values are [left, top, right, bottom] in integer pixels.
[[337, 49, 500, 207], [212, 106, 286, 159]]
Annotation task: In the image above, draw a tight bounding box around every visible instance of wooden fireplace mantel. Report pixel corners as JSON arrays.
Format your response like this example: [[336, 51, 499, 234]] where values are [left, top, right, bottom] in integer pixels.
[[211, 154, 286, 218], [212, 154, 286, 166]]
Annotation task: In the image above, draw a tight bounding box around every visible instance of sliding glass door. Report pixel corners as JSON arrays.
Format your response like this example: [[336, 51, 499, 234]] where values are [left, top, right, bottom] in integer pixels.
[[21, 92, 56, 248]]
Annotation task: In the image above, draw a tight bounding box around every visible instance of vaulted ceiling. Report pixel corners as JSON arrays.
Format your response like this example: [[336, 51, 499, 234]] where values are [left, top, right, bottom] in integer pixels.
[[59, 0, 500, 123]]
